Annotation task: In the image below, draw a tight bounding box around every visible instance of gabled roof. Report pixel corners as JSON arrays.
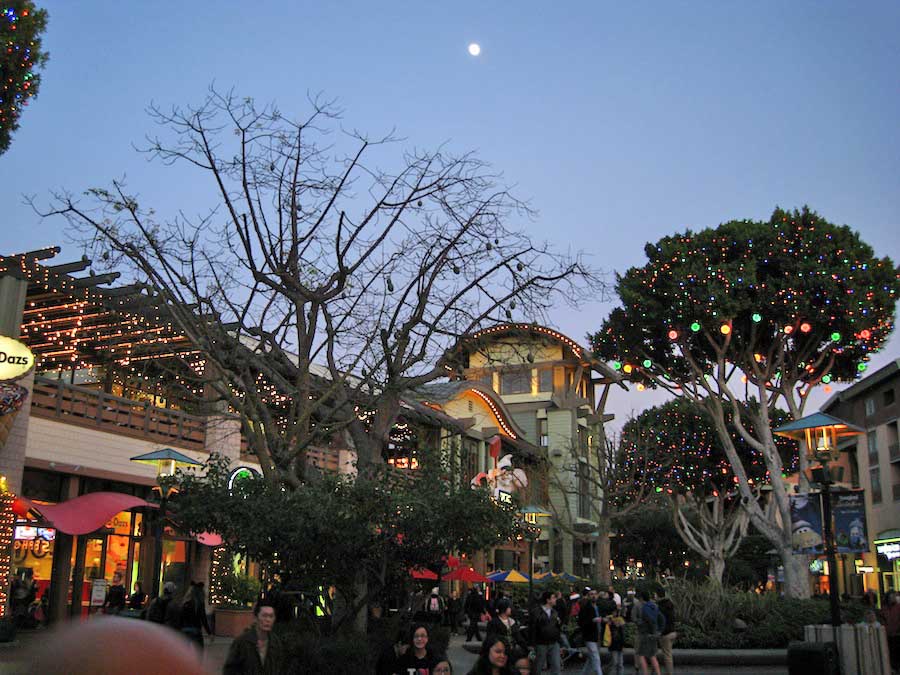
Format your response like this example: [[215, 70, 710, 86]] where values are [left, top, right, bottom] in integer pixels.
[[453, 323, 624, 387], [410, 380, 537, 452]]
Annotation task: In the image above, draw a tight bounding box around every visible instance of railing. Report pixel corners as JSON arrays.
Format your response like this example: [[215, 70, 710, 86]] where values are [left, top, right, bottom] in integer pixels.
[[30, 376, 207, 451]]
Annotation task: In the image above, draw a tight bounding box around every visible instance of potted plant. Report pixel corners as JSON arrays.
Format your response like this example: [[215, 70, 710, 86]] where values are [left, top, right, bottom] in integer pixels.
[[213, 567, 261, 637]]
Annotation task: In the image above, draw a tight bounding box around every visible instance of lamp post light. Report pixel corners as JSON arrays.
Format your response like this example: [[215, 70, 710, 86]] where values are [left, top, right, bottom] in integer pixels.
[[775, 412, 864, 628], [130, 448, 203, 599], [520, 505, 550, 605]]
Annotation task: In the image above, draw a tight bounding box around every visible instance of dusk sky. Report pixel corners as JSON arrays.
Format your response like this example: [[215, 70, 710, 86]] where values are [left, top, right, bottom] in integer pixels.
[[3, 2, 899, 428]]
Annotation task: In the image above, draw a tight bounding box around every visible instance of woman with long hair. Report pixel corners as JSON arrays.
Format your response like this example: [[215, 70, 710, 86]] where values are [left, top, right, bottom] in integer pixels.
[[466, 635, 514, 675], [178, 582, 212, 650]]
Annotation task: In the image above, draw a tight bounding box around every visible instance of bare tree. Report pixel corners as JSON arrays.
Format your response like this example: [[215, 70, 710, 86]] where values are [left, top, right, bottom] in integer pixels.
[[553, 423, 668, 584], [37, 88, 601, 489], [672, 491, 749, 584]]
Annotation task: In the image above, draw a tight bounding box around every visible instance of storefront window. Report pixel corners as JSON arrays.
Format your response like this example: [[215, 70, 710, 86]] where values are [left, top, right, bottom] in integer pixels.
[[12, 526, 55, 599], [161, 539, 188, 592]]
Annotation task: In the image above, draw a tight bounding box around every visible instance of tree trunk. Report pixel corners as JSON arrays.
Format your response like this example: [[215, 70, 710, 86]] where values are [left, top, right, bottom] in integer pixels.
[[709, 554, 725, 584], [780, 547, 811, 599], [595, 515, 612, 585]]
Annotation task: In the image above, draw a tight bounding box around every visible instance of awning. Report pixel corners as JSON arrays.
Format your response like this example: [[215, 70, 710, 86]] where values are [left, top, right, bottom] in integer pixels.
[[443, 566, 490, 583], [195, 532, 223, 547], [19, 492, 153, 535], [410, 567, 438, 580]]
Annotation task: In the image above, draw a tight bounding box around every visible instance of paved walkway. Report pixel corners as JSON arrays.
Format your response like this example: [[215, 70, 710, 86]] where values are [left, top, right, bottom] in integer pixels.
[[2, 626, 788, 674]]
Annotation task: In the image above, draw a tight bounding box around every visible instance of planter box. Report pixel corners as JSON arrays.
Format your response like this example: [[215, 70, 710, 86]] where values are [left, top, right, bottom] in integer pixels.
[[214, 608, 255, 637]]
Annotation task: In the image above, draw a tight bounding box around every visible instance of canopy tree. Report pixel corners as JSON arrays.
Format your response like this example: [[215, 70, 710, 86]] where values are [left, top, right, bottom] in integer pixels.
[[1, 1, 48, 155], [38, 88, 600, 487], [171, 454, 521, 632], [592, 207, 899, 597]]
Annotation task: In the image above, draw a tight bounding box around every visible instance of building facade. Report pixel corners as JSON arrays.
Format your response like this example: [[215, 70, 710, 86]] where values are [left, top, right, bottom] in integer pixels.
[[450, 324, 622, 577], [822, 358, 900, 599]]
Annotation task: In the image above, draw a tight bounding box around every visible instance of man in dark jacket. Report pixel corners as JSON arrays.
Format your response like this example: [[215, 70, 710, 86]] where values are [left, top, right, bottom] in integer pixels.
[[656, 589, 677, 675], [146, 582, 176, 625], [577, 589, 603, 675], [223, 600, 285, 674], [530, 591, 562, 675], [464, 587, 486, 642]]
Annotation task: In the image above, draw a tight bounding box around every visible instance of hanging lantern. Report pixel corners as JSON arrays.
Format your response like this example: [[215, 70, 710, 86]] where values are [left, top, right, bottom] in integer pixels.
[[800, 322, 812, 333], [667, 329, 679, 340]]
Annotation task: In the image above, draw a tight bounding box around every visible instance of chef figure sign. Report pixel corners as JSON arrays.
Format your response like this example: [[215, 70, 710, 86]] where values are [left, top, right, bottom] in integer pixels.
[[470, 436, 528, 504]]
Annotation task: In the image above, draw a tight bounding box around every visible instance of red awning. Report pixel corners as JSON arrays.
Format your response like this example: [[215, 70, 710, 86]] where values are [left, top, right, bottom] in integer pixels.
[[19, 492, 153, 535], [443, 566, 490, 583], [410, 567, 438, 580]]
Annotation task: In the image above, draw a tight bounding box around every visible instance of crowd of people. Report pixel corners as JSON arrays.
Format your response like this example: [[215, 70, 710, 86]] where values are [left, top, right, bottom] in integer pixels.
[[378, 583, 678, 675]]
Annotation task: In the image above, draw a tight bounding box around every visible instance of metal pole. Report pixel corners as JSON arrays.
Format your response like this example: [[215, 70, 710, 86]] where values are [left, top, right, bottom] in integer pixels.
[[528, 538, 534, 606], [821, 480, 841, 627], [151, 492, 166, 599]]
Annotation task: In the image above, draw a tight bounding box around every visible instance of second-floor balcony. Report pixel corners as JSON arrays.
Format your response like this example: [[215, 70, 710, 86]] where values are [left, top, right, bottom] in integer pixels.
[[30, 376, 208, 452]]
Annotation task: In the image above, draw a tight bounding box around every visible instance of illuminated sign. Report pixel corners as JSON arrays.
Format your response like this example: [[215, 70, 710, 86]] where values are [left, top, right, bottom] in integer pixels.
[[14, 526, 37, 540], [0, 336, 35, 382], [227, 466, 260, 492], [14, 538, 51, 556], [876, 541, 900, 560]]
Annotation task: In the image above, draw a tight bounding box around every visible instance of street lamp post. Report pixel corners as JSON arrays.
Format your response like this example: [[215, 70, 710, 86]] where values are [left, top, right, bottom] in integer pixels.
[[130, 448, 203, 599], [775, 412, 864, 630], [520, 506, 550, 606]]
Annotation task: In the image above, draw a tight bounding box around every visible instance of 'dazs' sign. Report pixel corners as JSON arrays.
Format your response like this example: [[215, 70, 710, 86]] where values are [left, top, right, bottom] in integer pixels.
[[0, 335, 35, 382]]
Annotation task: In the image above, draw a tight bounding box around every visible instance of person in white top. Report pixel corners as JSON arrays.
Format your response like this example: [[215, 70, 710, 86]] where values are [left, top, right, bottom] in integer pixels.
[[608, 585, 622, 609]]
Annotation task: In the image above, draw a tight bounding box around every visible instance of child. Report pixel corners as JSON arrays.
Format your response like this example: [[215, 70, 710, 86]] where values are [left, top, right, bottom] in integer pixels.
[[607, 608, 626, 675]]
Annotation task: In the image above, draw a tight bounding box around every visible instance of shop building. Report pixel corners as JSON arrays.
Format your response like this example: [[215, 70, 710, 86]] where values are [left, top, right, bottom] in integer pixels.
[[822, 358, 900, 599], [0, 248, 252, 621], [448, 324, 623, 577], [0, 250, 563, 620]]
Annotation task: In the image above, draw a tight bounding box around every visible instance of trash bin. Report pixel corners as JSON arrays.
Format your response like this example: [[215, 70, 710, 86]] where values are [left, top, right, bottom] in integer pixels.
[[788, 640, 840, 675]]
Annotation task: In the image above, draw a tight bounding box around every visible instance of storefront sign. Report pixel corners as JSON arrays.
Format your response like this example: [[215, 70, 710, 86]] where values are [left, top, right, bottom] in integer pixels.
[[0, 336, 35, 382], [14, 538, 51, 556], [832, 490, 869, 553], [876, 541, 900, 560], [90, 579, 108, 607], [790, 494, 824, 554]]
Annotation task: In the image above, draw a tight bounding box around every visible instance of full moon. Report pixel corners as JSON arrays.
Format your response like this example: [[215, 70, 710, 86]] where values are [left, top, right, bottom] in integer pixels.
[[468, 43, 481, 56]]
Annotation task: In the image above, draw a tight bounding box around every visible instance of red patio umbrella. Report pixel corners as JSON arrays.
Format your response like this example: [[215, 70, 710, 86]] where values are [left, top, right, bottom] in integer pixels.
[[409, 567, 439, 580], [442, 566, 490, 583]]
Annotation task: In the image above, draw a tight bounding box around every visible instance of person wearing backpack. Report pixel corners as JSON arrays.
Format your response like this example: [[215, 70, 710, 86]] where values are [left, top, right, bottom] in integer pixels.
[[635, 590, 663, 675], [655, 589, 676, 675], [146, 582, 176, 625]]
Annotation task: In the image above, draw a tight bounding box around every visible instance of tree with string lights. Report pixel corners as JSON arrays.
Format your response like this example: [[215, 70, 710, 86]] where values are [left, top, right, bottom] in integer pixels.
[[591, 207, 899, 597], [619, 399, 797, 583], [1, 1, 48, 155]]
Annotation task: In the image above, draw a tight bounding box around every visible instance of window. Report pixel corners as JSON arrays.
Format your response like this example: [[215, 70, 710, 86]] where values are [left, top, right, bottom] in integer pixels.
[[538, 368, 554, 392], [885, 389, 896, 407], [538, 418, 549, 447], [871, 467, 882, 504], [865, 398, 876, 417], [578, 461, 592, 519], [500, 369, 531, 395], [21, 469, 65, 503], [868, 431, 879, 466], [478, 371, 494, 391]]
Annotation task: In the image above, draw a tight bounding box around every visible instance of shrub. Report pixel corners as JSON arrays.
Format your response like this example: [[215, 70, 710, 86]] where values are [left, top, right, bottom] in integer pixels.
[[661, 579, 867, 648]]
